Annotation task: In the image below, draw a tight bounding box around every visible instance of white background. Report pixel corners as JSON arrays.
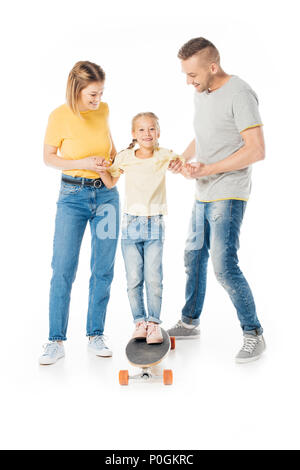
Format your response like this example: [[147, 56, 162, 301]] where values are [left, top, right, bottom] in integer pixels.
[[1, 0, 300, 450]]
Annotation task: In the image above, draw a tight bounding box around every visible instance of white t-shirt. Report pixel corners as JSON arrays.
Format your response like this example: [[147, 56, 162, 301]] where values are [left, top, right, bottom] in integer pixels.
[[108, 147, 182, 216]]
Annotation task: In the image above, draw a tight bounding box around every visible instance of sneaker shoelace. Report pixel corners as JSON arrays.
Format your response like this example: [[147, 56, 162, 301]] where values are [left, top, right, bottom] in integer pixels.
[[92, 335, 108, 349], [42, 342, 59, 356], [241, 336, 258, 354], [173, 320, 184, 329], [136, 321, 147, 330], [147, 323, 160, 336]]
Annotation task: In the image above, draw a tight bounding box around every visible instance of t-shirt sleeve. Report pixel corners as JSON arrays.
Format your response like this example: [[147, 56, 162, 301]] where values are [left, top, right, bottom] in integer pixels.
[[44, 111, 63, 147], [167, 149, 185, 163], [159, 148, 184, 162], [232, 90, 263, 133], [107, 152, 125, 178]]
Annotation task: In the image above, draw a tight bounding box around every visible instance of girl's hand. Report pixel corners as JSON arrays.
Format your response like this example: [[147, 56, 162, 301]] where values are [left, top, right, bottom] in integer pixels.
[[168, 157, 184, 173], [96, 164, 109, 175]]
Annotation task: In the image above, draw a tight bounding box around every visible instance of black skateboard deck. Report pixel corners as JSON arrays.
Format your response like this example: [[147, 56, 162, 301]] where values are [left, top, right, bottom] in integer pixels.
[[125, 328, 170, 368]]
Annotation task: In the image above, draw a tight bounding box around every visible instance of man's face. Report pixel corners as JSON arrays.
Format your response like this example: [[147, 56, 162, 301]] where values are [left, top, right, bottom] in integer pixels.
[[181, 54, 214, 93]]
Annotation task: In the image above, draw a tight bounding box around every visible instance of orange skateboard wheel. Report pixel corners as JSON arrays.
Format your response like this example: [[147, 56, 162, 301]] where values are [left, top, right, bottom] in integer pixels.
[[170, 336, 176, 350], [163, 369, 173, 385], [119, 370, 129, 385]]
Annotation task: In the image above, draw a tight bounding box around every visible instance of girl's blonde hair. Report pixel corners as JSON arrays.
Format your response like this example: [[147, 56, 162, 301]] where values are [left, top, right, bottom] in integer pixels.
[[66, 61, 105, 115], [127, 112, 160, 149]]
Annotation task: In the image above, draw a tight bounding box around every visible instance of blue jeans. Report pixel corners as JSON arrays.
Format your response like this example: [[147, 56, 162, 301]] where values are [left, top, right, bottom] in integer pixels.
[[182, 199, 263, 335], [121, 214, 164, 324], [49, 176, 120, 341]]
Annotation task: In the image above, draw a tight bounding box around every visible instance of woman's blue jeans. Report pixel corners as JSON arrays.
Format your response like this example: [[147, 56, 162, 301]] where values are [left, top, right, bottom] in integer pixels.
[[48, 176, 120, 341], [182, 199, 263, 335]]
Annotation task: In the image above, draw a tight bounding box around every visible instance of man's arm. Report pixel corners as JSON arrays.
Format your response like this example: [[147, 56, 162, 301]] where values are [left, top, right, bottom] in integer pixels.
[[184, 126, 265, 178]]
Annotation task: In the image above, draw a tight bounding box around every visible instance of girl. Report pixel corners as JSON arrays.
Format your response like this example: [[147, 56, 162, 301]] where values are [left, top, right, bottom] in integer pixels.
[[98, 112, 183, 344], [39, 61, 120, 365]]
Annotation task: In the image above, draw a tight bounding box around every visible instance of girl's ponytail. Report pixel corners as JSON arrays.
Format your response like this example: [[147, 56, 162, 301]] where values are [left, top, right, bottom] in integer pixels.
[[127, 139, 137, 149]]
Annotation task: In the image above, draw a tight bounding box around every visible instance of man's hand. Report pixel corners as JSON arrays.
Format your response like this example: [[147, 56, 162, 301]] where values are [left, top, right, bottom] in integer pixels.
[[168, 157, 184, 173], [180, 162, 212, 179]]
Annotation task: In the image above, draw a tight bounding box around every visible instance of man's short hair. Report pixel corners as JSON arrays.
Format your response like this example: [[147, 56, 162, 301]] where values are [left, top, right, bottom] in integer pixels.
[[178, 37, 220, 64]]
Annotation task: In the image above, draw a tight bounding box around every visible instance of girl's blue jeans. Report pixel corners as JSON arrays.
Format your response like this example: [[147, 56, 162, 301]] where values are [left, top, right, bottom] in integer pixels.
[[121, 214, 165, 324], [182, 199, 263, 335], [48, 176, 120, 341]]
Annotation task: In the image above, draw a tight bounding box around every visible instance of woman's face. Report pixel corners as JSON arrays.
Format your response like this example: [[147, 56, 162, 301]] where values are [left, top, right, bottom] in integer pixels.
[[132, 117, 160, 149], [78, 81, 105, 111]]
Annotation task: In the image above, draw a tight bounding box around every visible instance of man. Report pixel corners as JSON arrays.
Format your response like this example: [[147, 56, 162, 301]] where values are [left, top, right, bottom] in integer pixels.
[[168, 37, 266, 363]]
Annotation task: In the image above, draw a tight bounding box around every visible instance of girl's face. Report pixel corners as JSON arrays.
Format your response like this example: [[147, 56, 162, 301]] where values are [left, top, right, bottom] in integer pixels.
[[78, 81, 105, 112], [132, 117, 160, 149]]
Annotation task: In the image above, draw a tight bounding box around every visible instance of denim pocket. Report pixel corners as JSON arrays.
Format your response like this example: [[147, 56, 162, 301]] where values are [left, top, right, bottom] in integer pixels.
[[60, 182, 82, 195], [242, 201, 247, 217], [121, 214, 165, 241]]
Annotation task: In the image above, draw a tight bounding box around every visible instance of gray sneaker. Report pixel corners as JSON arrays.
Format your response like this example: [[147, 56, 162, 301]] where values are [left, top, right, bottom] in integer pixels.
[[167, 319, 200, 339], [235, 333, 266, 363]]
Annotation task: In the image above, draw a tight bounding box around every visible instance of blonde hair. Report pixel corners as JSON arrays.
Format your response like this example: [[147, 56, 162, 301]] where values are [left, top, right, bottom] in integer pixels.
[[66, 61, 105, 115], [127, 112, 160, 149]]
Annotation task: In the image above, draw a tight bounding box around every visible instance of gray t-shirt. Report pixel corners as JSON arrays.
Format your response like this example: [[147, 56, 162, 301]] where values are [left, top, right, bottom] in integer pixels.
[[193, 75, 263, 201]]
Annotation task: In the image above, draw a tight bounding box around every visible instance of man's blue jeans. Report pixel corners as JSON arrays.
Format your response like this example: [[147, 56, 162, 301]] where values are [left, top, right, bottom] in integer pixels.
[[121, 214, 164, 324], [49, 176, 120, 341], [182, 199, 263, 335]]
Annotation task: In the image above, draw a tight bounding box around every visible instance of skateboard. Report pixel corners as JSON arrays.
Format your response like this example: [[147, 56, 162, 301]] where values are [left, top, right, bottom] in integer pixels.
[[119, 328, 175, 386]]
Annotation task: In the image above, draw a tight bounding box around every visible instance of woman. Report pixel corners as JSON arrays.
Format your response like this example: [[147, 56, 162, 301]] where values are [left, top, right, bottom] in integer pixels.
[[39, 61, 120, 365]]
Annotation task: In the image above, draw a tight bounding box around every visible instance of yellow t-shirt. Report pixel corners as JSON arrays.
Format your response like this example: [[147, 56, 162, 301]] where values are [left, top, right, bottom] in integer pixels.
[[44, 102, 112, 179], [108, 147, 183, 216]]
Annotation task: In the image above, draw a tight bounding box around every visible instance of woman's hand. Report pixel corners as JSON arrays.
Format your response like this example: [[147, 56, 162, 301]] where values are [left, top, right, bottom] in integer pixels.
[[79, 156, 107, 172], [94, 159, 112, 176]]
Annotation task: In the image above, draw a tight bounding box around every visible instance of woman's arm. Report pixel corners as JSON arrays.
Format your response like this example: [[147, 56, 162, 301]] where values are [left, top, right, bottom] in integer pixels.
[[109, 132, 117, 162], [44, 144, 107, 173]]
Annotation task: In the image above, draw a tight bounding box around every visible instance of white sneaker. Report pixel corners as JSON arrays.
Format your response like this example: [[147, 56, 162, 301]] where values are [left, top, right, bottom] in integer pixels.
[[88, 335, 112, 357], [39, 341, 65, 365]]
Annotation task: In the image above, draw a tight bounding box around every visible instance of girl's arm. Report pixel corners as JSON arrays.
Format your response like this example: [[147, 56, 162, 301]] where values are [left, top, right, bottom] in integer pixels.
[[44, 144, 106, 172], [97, 163, 122, 188]]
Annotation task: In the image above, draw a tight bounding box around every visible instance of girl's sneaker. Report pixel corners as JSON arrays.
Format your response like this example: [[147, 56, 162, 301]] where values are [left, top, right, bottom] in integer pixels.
[[132, 321, 148, 340], [88, 335, 112, 357], [147, 323, 163, 344], [39, 341, 65, 365]]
